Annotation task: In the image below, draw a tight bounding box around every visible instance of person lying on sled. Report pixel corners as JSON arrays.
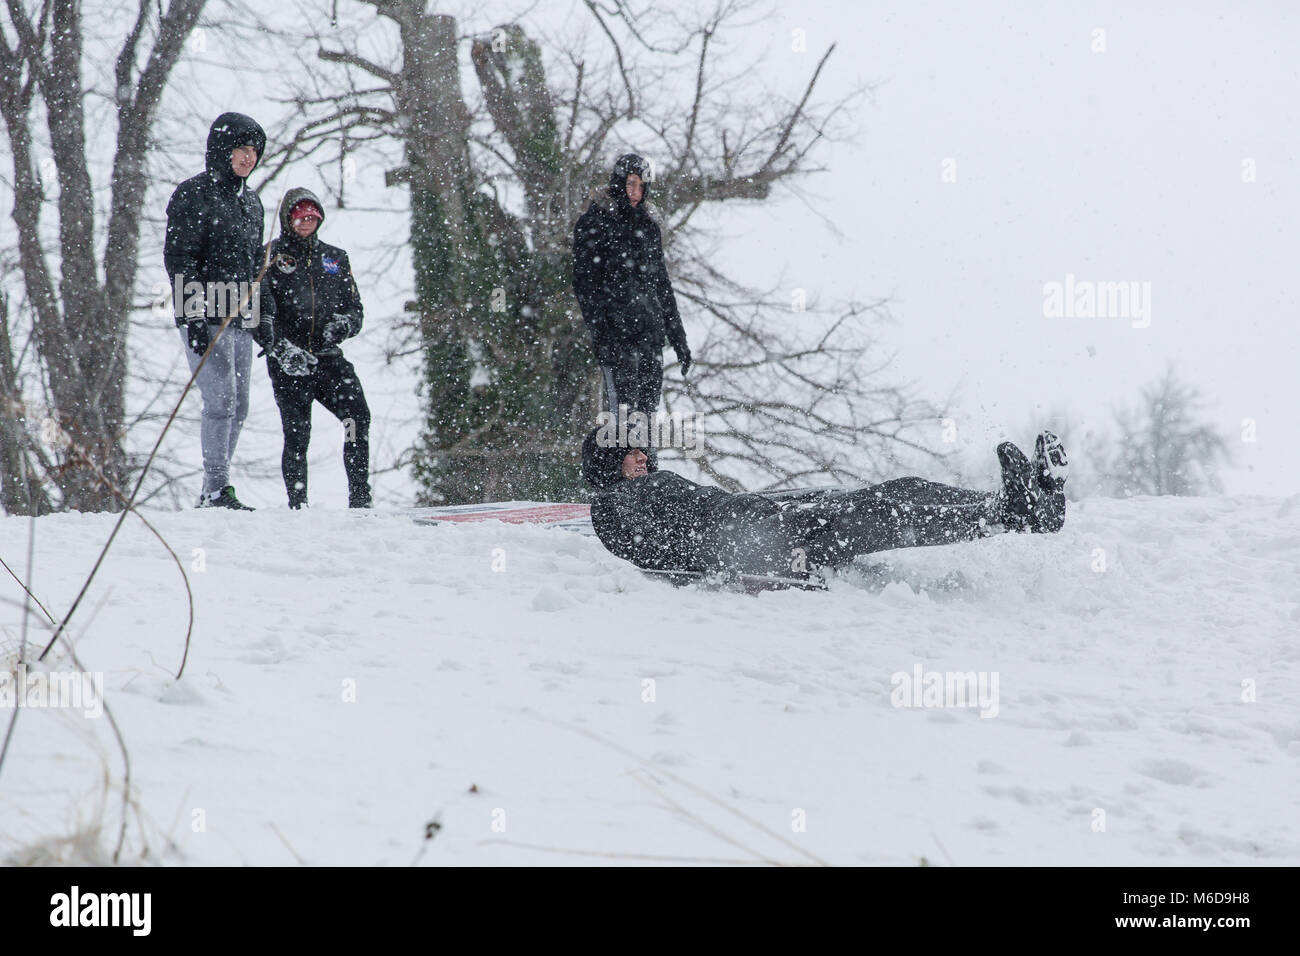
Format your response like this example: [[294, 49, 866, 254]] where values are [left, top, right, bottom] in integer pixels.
[[580, 428, 1068, 578]]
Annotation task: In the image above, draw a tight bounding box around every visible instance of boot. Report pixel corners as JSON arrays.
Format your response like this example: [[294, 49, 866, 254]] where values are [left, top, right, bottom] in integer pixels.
[[995, 442, 1037, 532], [1033, 430, 1068, 533], [201, 485, 254, 511]]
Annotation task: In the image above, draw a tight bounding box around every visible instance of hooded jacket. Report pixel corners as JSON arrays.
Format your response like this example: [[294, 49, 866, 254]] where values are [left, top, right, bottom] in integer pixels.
[[582, 427, 799, 573], [572, 153, 688, 363], [586, 433, 1009, 575], [262, 187, 364, 356], [164, 113, 274, 345]]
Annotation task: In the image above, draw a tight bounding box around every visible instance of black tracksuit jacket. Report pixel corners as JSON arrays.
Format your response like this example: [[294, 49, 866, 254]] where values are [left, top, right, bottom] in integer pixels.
[[262, 187, 364, 355]]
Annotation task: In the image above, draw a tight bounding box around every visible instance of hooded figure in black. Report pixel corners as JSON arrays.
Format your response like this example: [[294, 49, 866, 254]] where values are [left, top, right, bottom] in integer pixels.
[[582, 429, 1069, 579], [261, 187, 372, 509], [572, 153, 690, 423], [164, 112, 276, 510]]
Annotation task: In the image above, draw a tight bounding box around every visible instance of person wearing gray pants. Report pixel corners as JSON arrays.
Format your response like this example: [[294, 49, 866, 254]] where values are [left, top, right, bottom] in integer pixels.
[[178, 325, 255, 506], [165, 112, 280, 510]]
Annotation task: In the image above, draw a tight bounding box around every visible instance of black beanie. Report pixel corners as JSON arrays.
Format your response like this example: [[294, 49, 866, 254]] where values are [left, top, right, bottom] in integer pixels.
[[581, 428, 657, 489]]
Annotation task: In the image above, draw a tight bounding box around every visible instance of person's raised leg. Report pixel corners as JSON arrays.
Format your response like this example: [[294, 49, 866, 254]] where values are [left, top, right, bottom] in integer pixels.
[[1033, 430, 1069, 533], [871, 476, 996, 509], [799, 482, 1000, 567]]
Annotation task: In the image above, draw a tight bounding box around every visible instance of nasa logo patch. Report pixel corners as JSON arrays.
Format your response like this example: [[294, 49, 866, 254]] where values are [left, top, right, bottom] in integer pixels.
[[322, 255, 340, 274]]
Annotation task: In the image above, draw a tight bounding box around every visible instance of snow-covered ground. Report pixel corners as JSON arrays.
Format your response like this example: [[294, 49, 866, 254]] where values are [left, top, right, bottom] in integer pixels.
[[1, 492, 1298, 866]]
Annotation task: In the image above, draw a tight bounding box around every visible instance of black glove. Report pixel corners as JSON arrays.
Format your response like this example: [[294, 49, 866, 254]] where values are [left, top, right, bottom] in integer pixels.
[[271, 339, 319, 377], [184, 319, 211, 357], [675, 345, 692, 378], [321, 313, 352, 347], [250, 315, 275, 354]]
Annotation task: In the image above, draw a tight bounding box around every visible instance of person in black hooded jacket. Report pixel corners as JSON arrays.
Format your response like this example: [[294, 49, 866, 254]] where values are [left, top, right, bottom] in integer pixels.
[[581, 428, 1069, 579], [261, 188, 371, 509], [572, 153, 691, 423], [164, 112, 277, 510]]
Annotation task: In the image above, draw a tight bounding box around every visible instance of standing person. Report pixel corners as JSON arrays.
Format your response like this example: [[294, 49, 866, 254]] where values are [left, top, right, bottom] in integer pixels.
[[572, 153, 691, 424], [164, 112, 276, 510], [262, 187, 372, 509]]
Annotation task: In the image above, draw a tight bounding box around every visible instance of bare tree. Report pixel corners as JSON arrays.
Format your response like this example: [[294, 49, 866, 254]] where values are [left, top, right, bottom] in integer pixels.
[[260, 0, 943, 502], [1103, 366, 1230, 497], [0, 0, 207, 514]]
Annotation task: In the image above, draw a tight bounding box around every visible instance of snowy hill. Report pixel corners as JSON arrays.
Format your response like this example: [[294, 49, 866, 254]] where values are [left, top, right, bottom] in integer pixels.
[[2, 494, 1298, 866]]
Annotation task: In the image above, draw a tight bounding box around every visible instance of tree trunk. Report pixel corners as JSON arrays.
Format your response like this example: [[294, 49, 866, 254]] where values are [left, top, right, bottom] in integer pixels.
[[0, 0, 206, 514]]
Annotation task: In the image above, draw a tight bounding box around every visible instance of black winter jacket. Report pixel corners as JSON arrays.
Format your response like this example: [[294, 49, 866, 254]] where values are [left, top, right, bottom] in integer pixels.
[[590, 468, 811, 572], [582, 427, 797, 572], [262, 187, 364, 355], [572, 154, 688, 364], [164, 112, 274, 346]]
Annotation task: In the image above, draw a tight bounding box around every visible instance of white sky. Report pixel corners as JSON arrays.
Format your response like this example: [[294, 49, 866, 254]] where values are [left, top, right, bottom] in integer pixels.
[[705, 0, 1299, 494], [118, 0, 1299, 501]]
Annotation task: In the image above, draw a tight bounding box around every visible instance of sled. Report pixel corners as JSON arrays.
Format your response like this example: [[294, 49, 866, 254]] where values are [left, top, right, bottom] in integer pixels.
[[407, 501, 594, 534], [640, 567, 829, 593], [409, 498, 831, 592]]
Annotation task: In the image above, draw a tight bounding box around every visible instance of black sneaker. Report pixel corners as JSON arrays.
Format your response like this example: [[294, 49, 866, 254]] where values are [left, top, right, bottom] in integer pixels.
[[1033, 430, 1068, 533], [202, 485, 255, 511], [995, 442, 1037, 532]]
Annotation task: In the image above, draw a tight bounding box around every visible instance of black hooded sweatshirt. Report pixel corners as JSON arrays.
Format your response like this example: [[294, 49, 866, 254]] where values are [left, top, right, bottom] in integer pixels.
[[262, 187, 364, 355], [582, 427, 793, 574], [572, 153, 688, 363], [582, 429, 1002, 575], [164, 112, 274, 345]]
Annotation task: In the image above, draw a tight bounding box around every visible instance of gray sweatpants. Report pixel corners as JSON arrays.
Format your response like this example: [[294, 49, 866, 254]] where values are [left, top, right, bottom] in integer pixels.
[[180, 325, 253, 496]]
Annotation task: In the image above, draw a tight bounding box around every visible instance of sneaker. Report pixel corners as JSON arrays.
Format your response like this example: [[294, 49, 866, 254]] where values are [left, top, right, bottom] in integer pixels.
[[995, 442, 1037, 532], [1033, 430, 1068, 533], [288, 500, 308, 510], [201, 485, 255, 511]]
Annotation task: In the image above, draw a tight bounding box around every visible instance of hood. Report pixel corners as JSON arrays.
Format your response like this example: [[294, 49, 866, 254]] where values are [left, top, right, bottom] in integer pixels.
[[581, 427, 657, 489], [206, 112, 267, 184], [607, 152, 650, 215], [278, 186, 327, 236]]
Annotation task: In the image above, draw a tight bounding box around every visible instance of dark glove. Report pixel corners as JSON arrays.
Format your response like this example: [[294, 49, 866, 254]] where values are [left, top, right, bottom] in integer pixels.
[[271, 339, 319, 377], [250, 315, 275, 354], [184, 319, 211, 357], [675, 346, 692, 378], [321, 313, 352, 347]]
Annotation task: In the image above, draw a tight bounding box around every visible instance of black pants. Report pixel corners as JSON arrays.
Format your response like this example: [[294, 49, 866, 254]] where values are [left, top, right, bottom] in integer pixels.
[[268, 351, 371, 506], [599, 341, 663, 422], [699, 478, 998, 576]]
